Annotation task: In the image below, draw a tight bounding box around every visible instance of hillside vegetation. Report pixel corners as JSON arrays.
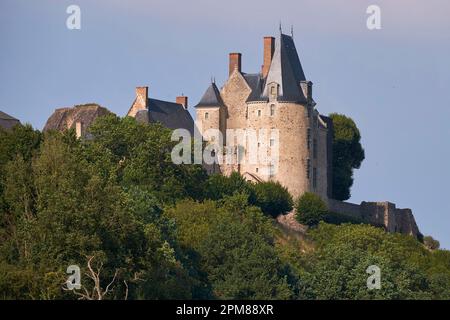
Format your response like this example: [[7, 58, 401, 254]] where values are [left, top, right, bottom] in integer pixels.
[[0, 116, 449, 300]]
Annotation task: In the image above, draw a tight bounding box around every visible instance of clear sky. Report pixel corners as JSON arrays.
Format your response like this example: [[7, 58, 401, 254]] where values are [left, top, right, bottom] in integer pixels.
[[1, 0, 449, 248]]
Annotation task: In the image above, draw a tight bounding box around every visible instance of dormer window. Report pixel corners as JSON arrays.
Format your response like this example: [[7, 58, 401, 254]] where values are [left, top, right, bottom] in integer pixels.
[[269, 83, 278, 101]]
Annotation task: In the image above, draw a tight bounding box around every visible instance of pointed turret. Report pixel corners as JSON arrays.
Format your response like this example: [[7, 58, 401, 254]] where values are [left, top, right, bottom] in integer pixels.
[[262, 33, 307, 102], [195, 82, 224, 108]]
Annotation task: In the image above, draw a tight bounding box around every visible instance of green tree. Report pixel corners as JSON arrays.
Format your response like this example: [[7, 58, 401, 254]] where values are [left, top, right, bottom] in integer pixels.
[[423, 236, 440, 250], [87, 114, 207, 202], [329, 113, 365, 201], [0, 129, 198, 299], [252, 181, 293, 218], [203, 172, 255, 202], [301, 223, 433, 299], [295, 192, 328, 226], [165, 195, 293, 299]]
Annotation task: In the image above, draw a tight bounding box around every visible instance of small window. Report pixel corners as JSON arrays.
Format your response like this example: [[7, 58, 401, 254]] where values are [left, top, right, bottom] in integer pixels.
[[271, 86, 276, 95], [270, 138, 275, 147], [307, 128, 311, 150], [257, 110, 262, 117], [313, 168, 317, 189], [269, 164, 275, 178], [313, 138, 317, 159], [306, 158, 311, 179], [205, 112, 209, 119], [270, 104, 275, 116], [256, 167, 259, 173]]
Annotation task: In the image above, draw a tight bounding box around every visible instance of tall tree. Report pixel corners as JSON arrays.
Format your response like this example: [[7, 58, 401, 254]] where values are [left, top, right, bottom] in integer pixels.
[[329, 113, 365, 200]]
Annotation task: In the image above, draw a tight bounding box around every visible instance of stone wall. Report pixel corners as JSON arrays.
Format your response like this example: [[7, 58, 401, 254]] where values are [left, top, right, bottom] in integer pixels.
[[328, 198, 421, 238]]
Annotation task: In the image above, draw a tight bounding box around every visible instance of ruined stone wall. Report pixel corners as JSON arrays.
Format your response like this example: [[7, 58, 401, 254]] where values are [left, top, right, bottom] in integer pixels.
[[328, 199, 421, 238]]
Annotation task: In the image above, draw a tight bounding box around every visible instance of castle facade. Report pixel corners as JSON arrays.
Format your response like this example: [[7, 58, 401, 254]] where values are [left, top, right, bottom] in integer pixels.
[[195, 32, 332, 200]]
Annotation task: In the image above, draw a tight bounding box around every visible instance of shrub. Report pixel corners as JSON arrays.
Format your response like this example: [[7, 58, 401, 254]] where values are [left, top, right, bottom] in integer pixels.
[[424, 236, 440, 250], [252, 181, 293, 218], [295, 192, 328, 226]]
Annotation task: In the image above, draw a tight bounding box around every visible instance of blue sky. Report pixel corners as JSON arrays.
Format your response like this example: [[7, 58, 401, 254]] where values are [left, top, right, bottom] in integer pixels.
[[1, 0, 449, 248]]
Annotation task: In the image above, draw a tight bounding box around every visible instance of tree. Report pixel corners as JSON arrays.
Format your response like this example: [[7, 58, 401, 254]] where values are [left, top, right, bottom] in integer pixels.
[[329, 113, 365, 200], [301, 223, 433, 299], [252, 181, 293, 218], [86, 114, 208, 202], [423, 236, 440, 250], [0, 128, 198, 299], [295, 192, 328, 226], [203, 172, 255, 202], [164, 195, 293, 299]]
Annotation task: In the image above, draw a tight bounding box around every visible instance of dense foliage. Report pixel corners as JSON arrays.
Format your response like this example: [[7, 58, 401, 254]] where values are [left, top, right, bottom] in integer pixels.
[[329, 113, 365, 201], [0, 117, 448, 300], [295, 192, 328, 226]]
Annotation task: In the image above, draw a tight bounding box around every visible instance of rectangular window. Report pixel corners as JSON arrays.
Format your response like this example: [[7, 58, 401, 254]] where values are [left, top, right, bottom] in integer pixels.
[[306, 158, 311, 179], [313, 168, 317, 189], [270, 104, 275, 116], [205, 112, 209, 119], [313, 138, 317, 159], [257, 110, 262, 117], [270, 138, 275, 147], [269, 164, 275, 178], [307, 128, 311, 150]]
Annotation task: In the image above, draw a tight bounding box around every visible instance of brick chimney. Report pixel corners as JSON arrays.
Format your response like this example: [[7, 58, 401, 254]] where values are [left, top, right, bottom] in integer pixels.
[[229, 53, 242, 76], [262, 37, 275, 78], [176, 95, 188, 109], [128, 86, 148, 117]]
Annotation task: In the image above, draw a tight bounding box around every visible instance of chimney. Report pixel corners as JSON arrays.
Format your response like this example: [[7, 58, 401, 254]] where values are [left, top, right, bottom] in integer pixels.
[[75, 121, 83, 139], [262, 37, 275, 78], [128, 86, 148, 117], [229, 53, 242, 76], [176, 95, 188, 109], [136, 86, 148, 108]]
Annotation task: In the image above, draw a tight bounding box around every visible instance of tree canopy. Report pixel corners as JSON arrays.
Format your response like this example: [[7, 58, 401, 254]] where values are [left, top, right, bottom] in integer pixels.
[[329, 113, 365, 201], [0, 118, 448, 300]]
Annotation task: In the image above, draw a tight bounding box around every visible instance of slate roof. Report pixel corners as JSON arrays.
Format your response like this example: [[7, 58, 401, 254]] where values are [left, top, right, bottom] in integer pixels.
[[194, 33, 309, 106], [0, 111, 20, 130], [194, 82, 224, 108], [243, 73, 266, 102], [261, 33, 307, 103], [136, 98, 194, 135]]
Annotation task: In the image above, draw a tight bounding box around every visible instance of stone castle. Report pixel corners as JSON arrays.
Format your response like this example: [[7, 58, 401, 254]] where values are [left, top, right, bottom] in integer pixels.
[[195, 33, 331, 201], [193, 31, 421, 238], [43, 31, 421, 239]]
